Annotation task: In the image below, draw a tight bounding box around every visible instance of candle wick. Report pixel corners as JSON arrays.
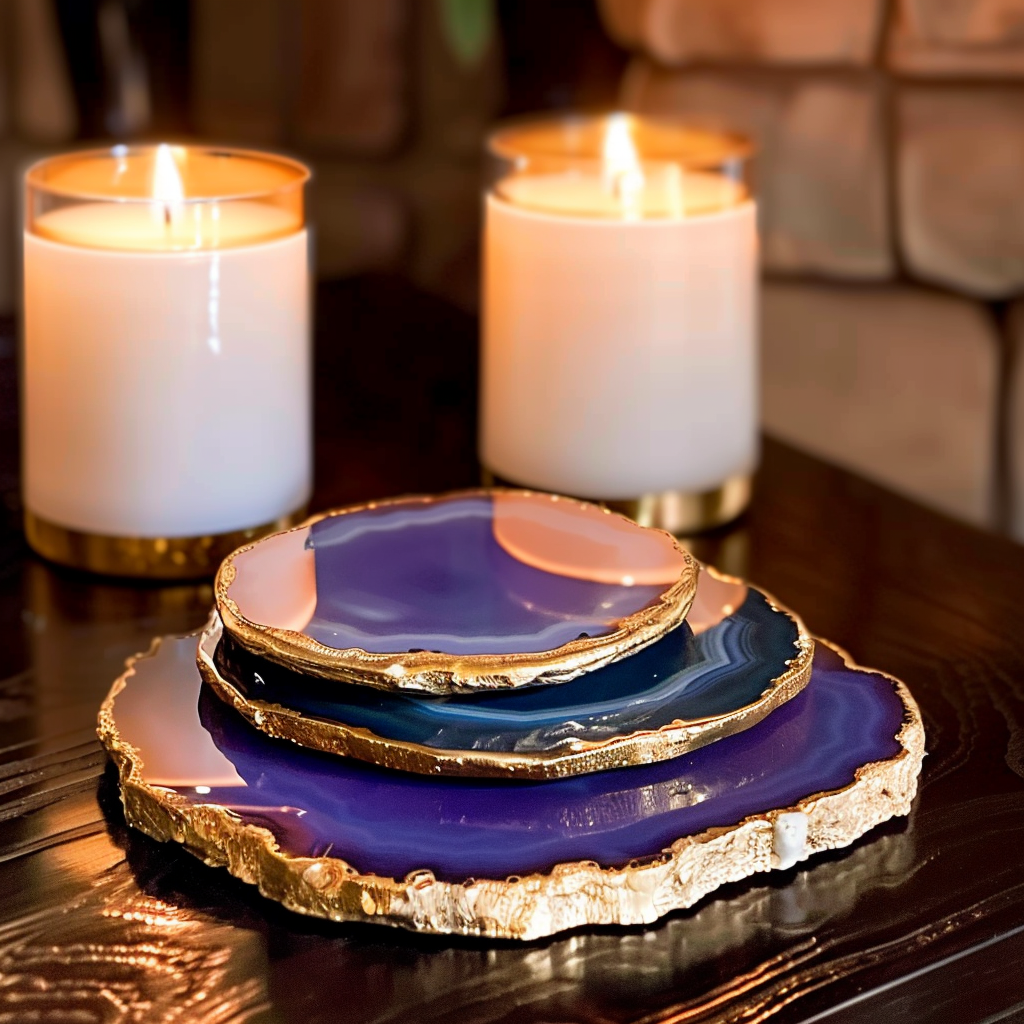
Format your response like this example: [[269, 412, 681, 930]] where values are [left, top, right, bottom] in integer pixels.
[[163, 205, 172, 228], [610, 170, 644, 221]]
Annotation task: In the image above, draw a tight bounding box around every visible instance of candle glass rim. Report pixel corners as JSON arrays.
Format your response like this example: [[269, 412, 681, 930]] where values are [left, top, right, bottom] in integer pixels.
[[24, 144, 312, 205], [484, 188, 755, 224], [486, 112, 754, 171]]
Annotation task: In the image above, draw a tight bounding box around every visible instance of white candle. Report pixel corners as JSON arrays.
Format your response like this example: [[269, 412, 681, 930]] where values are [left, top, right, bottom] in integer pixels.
[[22, 146, 311, 575], [480, 116, 758, 528]]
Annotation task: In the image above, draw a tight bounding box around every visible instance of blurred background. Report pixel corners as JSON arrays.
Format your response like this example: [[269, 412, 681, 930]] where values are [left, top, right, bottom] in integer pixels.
[[0, 0, 1022, 541]]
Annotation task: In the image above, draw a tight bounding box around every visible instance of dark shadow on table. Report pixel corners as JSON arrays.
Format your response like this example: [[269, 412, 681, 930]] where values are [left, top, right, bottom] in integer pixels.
[[100, 761, 921, 1024]]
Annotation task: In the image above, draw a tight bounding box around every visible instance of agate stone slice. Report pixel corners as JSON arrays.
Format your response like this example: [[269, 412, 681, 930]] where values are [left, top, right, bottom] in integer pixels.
[[198, 571, 814, 779], [99, 627, 924, 940], [215, 491, 699, 693]]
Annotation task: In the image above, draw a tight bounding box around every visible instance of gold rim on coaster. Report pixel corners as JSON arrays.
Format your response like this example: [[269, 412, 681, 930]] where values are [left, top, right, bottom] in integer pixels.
[[25, 508, 307, 580], [214, 489, 701, 694], [197, 570, 815, 780], [97, 630, 925, 941]]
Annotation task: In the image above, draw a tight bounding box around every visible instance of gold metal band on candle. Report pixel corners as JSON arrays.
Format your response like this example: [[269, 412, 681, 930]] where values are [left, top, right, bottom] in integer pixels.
[[606, 474, 752, 535], [481, 471, 752, 536], [24, 509, 307, 580]]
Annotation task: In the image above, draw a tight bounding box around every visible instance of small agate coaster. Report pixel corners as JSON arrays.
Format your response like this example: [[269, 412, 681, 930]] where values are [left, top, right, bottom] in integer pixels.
[[198, 570, 815, 779], [214, 490, 699, 694], [98, 626, 924, 940]]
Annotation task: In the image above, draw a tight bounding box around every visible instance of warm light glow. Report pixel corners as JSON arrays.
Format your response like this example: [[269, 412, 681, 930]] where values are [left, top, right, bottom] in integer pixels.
[[602, 114, 645, 219], [152, 144, 184, 225]]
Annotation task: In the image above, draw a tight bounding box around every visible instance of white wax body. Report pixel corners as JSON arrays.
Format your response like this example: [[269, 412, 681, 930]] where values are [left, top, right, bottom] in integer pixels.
[[23, 210, 311, 537], [481, 186, 758, 498]]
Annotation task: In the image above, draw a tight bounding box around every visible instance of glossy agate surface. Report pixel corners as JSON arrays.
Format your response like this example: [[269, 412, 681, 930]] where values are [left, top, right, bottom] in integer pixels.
[[112, 634, 906, 882], [221, 492, 691, 658], [213, 582, 802, 756]]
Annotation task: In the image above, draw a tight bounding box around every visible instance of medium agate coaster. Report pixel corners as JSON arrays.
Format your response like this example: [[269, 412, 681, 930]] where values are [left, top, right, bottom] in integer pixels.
[[98, 629, 924, 940], [197, 570, 815, 779], [214, 491, 699, 694]]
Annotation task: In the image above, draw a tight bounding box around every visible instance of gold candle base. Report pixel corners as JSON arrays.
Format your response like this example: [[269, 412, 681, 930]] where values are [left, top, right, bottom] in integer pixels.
[[24, 509, 307, 580], [480, 470, 752, 536]]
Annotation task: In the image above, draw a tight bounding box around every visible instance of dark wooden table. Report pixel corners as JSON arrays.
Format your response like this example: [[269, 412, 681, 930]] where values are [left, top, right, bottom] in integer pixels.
[[1, 276, 1023, 1023]]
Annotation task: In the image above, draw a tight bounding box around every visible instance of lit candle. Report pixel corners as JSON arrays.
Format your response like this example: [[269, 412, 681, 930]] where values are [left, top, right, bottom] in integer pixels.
[[23, 145, 312, 577], [480, 115, 758, 534]]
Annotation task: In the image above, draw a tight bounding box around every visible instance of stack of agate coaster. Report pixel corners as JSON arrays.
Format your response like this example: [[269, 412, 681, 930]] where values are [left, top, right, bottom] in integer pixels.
[[98, 490, 925, 940]]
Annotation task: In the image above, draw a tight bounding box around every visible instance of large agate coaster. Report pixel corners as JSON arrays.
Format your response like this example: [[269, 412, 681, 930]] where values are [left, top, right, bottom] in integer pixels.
[[198, 570, 814, 779], [214, 491, 699, 694], [99, 625, 924, 940]]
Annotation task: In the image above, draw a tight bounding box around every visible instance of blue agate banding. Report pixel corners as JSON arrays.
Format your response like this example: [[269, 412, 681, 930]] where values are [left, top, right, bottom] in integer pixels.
[[113, 635, 907, 883], [215, 588, 800, 755]]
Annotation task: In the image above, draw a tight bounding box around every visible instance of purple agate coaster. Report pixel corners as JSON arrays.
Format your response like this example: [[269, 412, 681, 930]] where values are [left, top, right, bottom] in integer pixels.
[[215, 491, 699, 693], [101, 626, 921, 884]]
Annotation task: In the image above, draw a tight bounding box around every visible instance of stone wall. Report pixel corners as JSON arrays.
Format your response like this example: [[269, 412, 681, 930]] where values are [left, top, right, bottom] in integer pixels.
[[0, 0, 501, 316], [602, 0, 1024, 536]]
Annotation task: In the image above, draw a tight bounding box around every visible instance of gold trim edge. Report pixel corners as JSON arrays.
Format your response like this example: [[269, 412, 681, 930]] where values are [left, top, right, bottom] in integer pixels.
[[481, 470, 753, 536], [25, 508, 308, 580], [97, 632, 925, 941], [214, 488, 701, 695], [197, 568, 816, 780]]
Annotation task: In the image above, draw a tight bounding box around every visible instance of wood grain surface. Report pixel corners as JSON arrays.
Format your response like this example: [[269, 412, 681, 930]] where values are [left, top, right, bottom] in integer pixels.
[[0, 277, 1023, 1023]]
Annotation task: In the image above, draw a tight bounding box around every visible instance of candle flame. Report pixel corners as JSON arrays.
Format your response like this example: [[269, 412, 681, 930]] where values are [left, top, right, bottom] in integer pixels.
[[603, 114, 645, 219], [153, 144, 184, 227]]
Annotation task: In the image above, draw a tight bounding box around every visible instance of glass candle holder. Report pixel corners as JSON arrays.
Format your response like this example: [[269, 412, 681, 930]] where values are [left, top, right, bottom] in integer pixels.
[[480, 114, 757, 534], [23, 145, 312, 578]]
